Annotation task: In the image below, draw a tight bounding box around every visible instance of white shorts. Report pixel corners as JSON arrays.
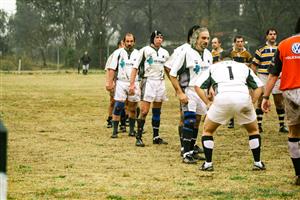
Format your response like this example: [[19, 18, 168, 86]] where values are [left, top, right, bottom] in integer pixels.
[[258, 73, 282, 94], [181, 87, 207, 115], [82, 64, 89, 70], [207, 92, 256, 125], [140, 79, 167, 102], [114, 80, 140, 102]]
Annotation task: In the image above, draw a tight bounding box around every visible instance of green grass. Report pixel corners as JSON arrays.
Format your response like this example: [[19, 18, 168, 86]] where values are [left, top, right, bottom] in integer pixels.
[[2, 72, 300, 199]]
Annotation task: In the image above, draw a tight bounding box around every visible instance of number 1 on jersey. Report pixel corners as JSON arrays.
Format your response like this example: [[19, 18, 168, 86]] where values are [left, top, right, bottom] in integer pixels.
[[227, 66, 234, 80]]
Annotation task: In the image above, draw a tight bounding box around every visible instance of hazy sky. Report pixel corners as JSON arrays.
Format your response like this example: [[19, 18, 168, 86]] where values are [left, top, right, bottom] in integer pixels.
[[0, 0, 16, 15]]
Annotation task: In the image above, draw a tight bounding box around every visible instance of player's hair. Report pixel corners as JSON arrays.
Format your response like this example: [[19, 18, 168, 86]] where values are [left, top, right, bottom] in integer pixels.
[[233, 35, 244, 42], [190, 27, 209, 48], [187, 25, 201, 43], [150, 30, 163, 44], [117, 40, 123, 48], [265, 28, 277, 36], [295, 17, 300, 33], [212, 37, 221, 44], [123, 33, 136, 42]]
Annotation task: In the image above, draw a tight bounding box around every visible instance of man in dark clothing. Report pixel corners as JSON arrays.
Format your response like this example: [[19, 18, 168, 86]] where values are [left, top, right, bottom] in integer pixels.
[[80, 51, 91, 75]]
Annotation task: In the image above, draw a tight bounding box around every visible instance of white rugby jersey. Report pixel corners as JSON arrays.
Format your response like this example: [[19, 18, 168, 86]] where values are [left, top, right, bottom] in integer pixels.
[[165, 43, 191, 69], [104, 54, 113, 70], [196, 60, 263, 94], [170, 47, 213, 87], [137, 46, 169, 79], [107, 48, 140, 82]]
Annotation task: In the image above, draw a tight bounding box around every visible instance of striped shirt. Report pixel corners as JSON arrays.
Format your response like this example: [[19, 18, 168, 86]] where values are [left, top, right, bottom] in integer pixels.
[[252, 42, 277, 74]]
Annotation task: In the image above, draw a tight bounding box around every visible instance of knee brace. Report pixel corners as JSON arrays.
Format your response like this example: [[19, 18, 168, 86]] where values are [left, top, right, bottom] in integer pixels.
[[183, 111, 196, 129], [152, 108, 161, 121], [113, 101, 125, 116]]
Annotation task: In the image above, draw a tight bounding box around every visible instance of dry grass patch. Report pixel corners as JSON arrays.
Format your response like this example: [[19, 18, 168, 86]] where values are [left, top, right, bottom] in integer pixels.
[[1, 72, 300, 199]]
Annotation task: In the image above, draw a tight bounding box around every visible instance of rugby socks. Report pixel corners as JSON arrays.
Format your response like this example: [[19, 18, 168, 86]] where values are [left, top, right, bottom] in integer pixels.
[[288, 138, 300, 176], [249, 135, 261, 162], [182, 126, 193, 155], [129, 118, 135, 134], [152, 108, 161, 138], [191, 128, 199, 150], [256, 108, 264, 130], [112, 121, 119, 135], [276, 108, 285, 128], [120, 109, 126, 127], [178, 125, 183, 147], [202, 136, 214, 162], [136, 119, 145, 139]]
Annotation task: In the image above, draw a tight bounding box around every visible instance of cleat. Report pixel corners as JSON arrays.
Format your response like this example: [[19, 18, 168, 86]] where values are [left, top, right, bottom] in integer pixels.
[[180, 148, 184, 157], [295, 176, 300, 185], [279, 125, 289, 133], [192, 152, 206, 160], [119, 125, 126, 133], [128, 131, 136, 137], [228, 118, 234, 128], [111, 134, 118, 138], [106, 118, 112, 128], [182, 154, 197, 164], [259, 126, 263, 133], [153, 137, 168, 145], [253, 161, 266, 170], [136, 138, 145, 147], [200, 162, 214, 171], [193, 145, 204, 154]]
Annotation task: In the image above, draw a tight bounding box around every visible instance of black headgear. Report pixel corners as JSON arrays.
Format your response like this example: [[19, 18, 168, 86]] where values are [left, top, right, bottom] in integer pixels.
[[150, 30, 163, 44]]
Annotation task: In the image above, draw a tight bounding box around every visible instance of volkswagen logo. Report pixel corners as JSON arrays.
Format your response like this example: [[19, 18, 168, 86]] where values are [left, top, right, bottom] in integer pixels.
[[292, 43, 300, 54]]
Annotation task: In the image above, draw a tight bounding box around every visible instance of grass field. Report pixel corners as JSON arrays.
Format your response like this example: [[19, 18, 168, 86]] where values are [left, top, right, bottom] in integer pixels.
[[1, 72, 300, 199]]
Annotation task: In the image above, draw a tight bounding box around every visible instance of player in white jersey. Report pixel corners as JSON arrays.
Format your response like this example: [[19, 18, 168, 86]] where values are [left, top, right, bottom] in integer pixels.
[[194, 56, 266, 171], [165, 25, 205, 158], [130, 30, 169, 147], [168, 27, 213, 164], [106, 33, 140, 138], [105, 40, 124, 129]]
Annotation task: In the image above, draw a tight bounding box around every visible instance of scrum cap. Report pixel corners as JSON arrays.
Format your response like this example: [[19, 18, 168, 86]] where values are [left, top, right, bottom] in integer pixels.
[[150, 30, 163, 44]]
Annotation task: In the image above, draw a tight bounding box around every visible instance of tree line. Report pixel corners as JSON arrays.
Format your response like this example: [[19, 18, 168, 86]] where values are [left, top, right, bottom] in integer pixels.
[[0, 0, 299, 70]]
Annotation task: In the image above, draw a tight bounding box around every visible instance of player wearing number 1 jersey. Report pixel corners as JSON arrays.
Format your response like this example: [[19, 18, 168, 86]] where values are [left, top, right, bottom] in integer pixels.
[[194, 58, 265, 171]]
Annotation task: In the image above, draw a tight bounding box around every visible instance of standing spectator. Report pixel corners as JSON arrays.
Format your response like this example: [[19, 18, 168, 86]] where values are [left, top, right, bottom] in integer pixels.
[[168, 27, 213, 163], [105, 40, 124, 128], [106, 33, 140, 138], [165, 25, 205, 159], [228, 35, 253, 128], [130, 30, 169, 147], [80, 51, 91, 75], [195, 56, 265, 171], [211, 37, 224, 63], [251, 28, 288, 133], [262, 17, 300, 185]]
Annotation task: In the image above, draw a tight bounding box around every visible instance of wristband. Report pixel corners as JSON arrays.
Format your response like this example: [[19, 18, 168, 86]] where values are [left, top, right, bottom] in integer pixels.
[[262, 96, 270, 100]]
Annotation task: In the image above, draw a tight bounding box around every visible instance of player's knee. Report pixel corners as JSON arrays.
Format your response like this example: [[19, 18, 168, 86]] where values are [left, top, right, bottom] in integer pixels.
[[113, 101, 125, 116], [183, 111, 196, 129], [152, 108, 161, 121]]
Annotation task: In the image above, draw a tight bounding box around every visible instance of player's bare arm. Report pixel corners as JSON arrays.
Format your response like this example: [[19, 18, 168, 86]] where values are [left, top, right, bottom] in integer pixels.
[[169, 75, 188, 104], [106, 69, 115, 92], [261, 74, 279, 113], [129, 68, 138, 95]]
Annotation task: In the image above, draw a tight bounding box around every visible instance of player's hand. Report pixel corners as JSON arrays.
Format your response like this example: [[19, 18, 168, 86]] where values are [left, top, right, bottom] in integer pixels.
[[129, 84, 135, 96], [206, 101, 212, 109], [106, 82, 114, 92], [178, 92, 188, 104], [261, 99, 271, 113], [207, 87, 215, 101]]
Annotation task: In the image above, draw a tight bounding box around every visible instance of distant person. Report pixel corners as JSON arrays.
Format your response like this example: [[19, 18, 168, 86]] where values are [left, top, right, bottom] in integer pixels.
[[130, 30, 169, 147], [211, 37, 224, 63], [0, 120, 7, 200], [105, 40, 124, 129], [227, 35, 253, 128], [251, 28, 288, 133], [195, 56, 265, 171], [106, 33, 140, 138], [80, 51, 91, 75], [261, 17, 300, 185]]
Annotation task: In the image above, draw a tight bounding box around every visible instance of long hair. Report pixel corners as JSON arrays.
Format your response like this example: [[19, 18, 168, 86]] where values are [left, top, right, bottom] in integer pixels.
[[190, 27, 209, 49]]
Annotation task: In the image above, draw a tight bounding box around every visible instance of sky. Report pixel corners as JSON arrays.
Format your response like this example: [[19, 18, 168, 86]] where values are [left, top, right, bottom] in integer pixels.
[[0, 0, 16, 15]]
